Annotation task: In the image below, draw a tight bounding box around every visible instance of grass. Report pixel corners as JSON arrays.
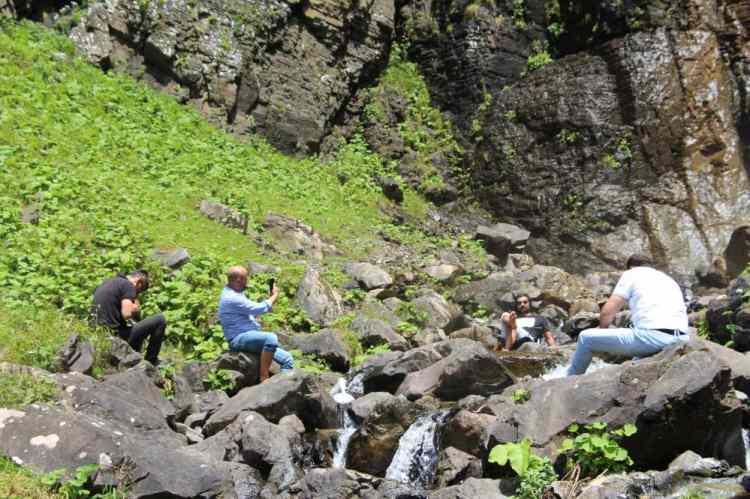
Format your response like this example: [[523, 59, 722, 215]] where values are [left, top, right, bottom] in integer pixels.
[[0, 457, 61, 499], [0, 20, 434, 364], [0, 371, 58, 409]]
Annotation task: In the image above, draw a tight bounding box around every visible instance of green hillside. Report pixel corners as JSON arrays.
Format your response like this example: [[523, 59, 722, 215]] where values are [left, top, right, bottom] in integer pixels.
[[0, 20, 431, 368]]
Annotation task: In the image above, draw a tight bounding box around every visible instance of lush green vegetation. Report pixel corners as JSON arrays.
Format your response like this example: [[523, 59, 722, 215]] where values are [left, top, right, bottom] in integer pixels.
[[0, 457, 59, 499], [559, 422, 637, 477], [0, 21, 431, 366], [362, 44, 464, 193]]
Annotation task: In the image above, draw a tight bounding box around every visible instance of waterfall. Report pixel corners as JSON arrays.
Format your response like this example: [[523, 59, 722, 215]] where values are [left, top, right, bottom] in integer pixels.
[[542, 357, 613, 380], [743, 428, 750, 470], [385, 410, 450, 488], [329, 377, 361, 468]]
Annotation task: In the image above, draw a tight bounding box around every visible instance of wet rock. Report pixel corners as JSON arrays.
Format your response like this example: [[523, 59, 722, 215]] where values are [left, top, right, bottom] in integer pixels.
[[475, 223, 530, 263], [296, 267, 343, 326], [495, 350, 566, 378], [350, 316, 408, 351], [441, 410, 496, 458], [151, 247, 190, 269], [352, 346, 442, 394], [346, 393, 421, 476], [435, 446, 483, 488], [485, 341, 746, 470], [199, 200, 247, 231], [264, 214, 337, 260], [291, 329, 352, 373], [204, 371, 337, 436], [55, 334, 94, 375], [344, 262, 393, 291], [428, 478, 510, 499]]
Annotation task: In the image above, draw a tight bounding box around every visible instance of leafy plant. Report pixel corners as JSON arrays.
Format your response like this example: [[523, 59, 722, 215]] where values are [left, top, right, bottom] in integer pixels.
[[0, 371, 58, 409], [488, 438, 556, 499], [352, 343, 391, 366], [203, 368, 235, 392], [40, 464, 122, 498], [559, 422, 637, 477], [512, 388, 531, 404], [526, 40, 552, 72], [158, 363, 177, 399], [288, 349, 330, 373], [513, 0, 527, 28]]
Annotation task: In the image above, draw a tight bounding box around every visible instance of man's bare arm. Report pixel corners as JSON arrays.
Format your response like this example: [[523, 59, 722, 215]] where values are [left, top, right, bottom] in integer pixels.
[[543, 331, 556, 346], [121, 298, 140, 321], [599, 295, 626, 329]]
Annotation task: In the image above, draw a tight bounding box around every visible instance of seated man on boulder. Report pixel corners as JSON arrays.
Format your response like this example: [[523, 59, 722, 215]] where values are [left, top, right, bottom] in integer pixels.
[[567, 254, 689, 376], [91, 270, 167, 365], [218, 266, 294, 382], [496, 294, 557, 350]]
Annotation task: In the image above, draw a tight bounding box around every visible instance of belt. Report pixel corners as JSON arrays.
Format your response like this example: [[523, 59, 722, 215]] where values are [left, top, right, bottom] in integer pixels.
[[655, 328, 687, 336]]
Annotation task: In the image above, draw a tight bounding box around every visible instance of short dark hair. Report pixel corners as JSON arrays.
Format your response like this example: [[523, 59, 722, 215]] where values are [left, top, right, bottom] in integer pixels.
[[626, 254, 654, 270], [129, 269, 150, 292], [514, 293, 530, 311]]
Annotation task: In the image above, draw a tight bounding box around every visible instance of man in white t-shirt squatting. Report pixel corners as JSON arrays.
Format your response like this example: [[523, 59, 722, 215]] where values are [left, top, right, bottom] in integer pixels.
[[567, 254, 689, 376]]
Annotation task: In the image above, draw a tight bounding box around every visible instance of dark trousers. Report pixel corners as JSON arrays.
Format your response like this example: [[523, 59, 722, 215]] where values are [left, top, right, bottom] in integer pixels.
[[117, 313, 167, 364]]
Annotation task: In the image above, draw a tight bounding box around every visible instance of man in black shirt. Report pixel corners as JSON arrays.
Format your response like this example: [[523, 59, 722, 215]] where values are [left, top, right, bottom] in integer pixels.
[[91, 270, 166, 365], [495, 294, 556, 350]]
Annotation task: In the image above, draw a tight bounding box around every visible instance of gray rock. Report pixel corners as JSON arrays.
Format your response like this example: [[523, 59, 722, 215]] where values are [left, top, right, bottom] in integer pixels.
[[428, 478, 510, 499], [351, 346, 442, 394], [441, 410, 496, 458], [396, 340, 513, 401], [215, 351, 260, 390], [423, 264, 463, 283], [20, 203, 40, 224], [290, 468, 381, 499], [55, 334, 94, 375], [247, 261, 281, 275], [291, 329, 351, 373], [485, 340, 746, 469], [106, 337, 142, 369], [278, 414, 306, 434], [0, 405, 229, 498], [181, 361, 212, 392], [264, 213, 337, 261], [296, 267, 343, 326], [102, 365, 176, 423], [344, 262, 394, 290], [151, 247, 190, 269], [350, 317, 408, 351], [204, 371, 337, 435], [449, 325, 499, 351], [184, 411, 208, 429], [378, 176, 404, 204], [435, 446, 483, 488], [199, 200, 247, 231], [475, 223, 530, 262], [240, 411, 301, 494], [412, 290, 464, 332]]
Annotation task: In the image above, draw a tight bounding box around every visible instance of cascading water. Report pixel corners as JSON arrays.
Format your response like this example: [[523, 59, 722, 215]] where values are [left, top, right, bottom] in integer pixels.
[[743, 428, 750, 470], [329, 377, 361, 468], [542, 357, 614, 380], [385, 410, 450, 488]]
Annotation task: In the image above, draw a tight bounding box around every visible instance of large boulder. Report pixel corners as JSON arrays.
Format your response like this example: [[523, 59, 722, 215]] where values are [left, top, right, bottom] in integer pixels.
[[291, 329, 352, 373], [350, 346, 443, 394], [396, 340, 513, 401], [204, 370, 337, 435], [344, 262, 393, 290], [214, 351, 260, 390], [441, 410, 496, 458], [263, 214, 337, 261], [435, 446, 483, 488], [0, 405, 234, 498], [411, 290, 465, 332], [55, 334, 94, 375], [475, 223, 530, 263], [288, 468, 383, 498], [484, 341, 746, 470], [198, 200, 247, 231], [428, 478, 511, 499], [350, 316, 409, 351], [296, 267, 343, 327]]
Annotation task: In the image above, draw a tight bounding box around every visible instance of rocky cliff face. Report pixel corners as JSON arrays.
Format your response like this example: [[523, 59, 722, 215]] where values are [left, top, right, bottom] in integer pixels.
[[401, 0, 750, 280], [68, 0, 394, 154]]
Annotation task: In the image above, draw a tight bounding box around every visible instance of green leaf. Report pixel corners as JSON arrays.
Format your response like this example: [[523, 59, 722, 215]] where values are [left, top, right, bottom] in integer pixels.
[[488, 444, 509, 466], [620, 423, 637, 436], [567, 423, 579, 434], [560, 438, 574, 451]]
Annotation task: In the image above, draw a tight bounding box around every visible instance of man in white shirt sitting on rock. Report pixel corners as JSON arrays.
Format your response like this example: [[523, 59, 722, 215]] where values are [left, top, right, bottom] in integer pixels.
[[567, 254, 689, 376]]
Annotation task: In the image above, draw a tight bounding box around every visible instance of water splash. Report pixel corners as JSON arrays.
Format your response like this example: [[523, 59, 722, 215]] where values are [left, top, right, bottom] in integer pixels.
[[385, 411, 450, 488], [542, 357, 613, 380], [329, 376, 361, 468]]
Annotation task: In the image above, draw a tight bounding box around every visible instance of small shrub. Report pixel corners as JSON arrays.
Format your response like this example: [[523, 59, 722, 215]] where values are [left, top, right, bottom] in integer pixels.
[[526, 40, 552, 72], [513, 0, 526, 28], [288, 349, 330, 373], [512, 388, 531, 404], [559, 422, 637, 477], [488, 438, 556, 499], [352, 343, 391, 366]]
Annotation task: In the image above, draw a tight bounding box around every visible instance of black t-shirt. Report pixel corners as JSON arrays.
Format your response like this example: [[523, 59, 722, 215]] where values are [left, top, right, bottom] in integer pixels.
[[91, 275, 137, 330]]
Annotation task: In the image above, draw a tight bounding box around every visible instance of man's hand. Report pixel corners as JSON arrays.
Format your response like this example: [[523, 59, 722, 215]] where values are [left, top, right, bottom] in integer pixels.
[[268, 283, 280, 306], [121, 298, 140, 321], [599, 295, 626, 329]]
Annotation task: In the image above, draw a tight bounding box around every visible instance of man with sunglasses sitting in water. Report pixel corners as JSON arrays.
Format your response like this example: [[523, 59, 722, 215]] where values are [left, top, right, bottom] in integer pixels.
[[496, 293, 557, 350]]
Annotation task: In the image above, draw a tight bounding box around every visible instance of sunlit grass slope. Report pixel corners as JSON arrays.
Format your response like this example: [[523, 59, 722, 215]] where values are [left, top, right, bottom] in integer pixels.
[[0, 20, 426, 360]]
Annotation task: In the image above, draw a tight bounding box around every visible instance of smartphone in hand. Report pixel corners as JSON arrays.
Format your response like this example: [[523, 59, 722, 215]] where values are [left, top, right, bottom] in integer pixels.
[[268, 278, 276, 294]]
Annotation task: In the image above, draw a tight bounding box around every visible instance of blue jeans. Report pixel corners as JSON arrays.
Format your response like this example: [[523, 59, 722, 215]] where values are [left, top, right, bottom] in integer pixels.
[[229, 330, 294, 371], [567, 327, 688, 376]]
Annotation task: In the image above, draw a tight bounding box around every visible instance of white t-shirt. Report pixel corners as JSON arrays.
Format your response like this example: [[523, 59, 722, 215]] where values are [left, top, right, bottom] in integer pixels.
[[499, 316, 551, 343], [612, 266, 688, 332]]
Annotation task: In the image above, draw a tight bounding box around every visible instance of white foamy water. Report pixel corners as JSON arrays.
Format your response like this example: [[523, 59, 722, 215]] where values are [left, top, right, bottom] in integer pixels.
[[743, 428, 750, 470], [542, 357, 614, 380], [385, 411, 449, 487], [329, 376, 362, 468]]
